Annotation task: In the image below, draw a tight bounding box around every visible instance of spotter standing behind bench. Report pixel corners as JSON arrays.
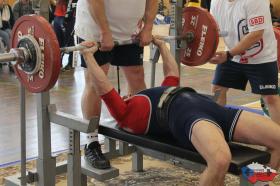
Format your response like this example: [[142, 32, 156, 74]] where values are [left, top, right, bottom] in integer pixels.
[[80, 37, 280, 186]]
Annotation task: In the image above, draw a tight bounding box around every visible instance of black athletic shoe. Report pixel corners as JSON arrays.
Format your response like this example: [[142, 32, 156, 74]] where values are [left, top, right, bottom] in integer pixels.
[[84, 142, 111, 169]]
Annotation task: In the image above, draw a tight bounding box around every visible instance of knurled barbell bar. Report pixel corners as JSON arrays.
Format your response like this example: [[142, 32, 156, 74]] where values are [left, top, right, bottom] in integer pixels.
[[1, 36, 138, 74], [0, 7, 231, 93], [1, 30, 227, 77]]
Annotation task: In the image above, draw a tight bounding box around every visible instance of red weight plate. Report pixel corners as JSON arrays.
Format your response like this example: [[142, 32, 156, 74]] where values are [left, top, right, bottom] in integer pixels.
[[11, 15, 61, 93], [180, 7, 219, 66], [274, 27, 280, 71]]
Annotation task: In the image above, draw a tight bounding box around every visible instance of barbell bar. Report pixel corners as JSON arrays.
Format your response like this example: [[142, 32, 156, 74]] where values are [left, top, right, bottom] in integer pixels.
[[0, 38, 140, 65], [5, 28, 228, 65], [3, 7, 229, 93], [1, 29, 228, 67], [62, 29, 228, 54], [0, 49, 26, 63]]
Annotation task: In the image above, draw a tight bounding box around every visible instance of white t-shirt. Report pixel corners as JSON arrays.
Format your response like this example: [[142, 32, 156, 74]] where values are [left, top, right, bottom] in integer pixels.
[[211, 0, 277, 64], [75, 0, 146, 41]]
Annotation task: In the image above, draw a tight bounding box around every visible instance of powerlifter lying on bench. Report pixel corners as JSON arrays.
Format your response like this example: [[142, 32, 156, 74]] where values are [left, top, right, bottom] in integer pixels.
[[80, 37, 280, 186]]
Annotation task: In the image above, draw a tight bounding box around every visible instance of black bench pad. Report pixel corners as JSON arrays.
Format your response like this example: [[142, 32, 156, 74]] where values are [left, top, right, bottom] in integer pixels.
[[99, 122, 270, 175]]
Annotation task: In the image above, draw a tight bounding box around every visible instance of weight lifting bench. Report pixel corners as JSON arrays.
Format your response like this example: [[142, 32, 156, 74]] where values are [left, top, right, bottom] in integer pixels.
[[4, 88, 119, 186], [98, 119, 271, 186]]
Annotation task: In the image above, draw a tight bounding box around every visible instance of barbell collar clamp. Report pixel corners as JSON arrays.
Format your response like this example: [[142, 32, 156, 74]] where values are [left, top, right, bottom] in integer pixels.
[[0, 47, 29, 64], [13, 47, 30, 64]]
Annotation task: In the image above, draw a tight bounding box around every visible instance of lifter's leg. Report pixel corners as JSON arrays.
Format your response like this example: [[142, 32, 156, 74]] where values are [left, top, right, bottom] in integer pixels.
[[191, 121, 232, 186], [233, 111, 280, 169]]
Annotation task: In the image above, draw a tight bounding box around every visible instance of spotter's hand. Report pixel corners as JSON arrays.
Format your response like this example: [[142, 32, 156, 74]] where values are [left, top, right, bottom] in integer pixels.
[[209, 51, 227, 64]]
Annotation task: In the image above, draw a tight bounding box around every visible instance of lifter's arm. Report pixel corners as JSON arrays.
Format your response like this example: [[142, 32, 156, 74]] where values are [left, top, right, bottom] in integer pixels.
[[153, 37, 179, 78], [82, 52, 113, 95], [80, 42, 150, 129], [87, 0, 114, 51], [80, 42, 129, 121]]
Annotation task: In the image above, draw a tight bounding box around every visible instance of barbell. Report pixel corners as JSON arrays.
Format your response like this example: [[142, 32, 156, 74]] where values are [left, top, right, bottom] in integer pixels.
[[0, 7, 218, 93], [1, 7, 278, 93]]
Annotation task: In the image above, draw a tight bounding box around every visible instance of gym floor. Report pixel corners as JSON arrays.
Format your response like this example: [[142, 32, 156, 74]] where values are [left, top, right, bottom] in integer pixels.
[[0, 25, 279, 185]]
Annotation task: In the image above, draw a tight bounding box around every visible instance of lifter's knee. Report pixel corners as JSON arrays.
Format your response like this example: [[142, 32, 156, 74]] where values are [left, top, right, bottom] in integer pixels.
[[208, 149, 231, 175]]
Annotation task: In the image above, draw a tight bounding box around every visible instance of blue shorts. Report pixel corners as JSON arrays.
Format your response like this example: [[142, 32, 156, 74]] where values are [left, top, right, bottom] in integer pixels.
[[167, 92, 242, 150], [212, 60, 279, 95], [77, 37, 144, 67]]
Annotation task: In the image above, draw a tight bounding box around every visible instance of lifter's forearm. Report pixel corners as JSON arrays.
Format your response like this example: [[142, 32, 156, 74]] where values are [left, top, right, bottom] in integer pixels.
[[158, 44, 179, 77], [229, 30, 264, 56], [83, 53, 114, 95], [87, 0, 111, 35], [143, 0, 158, 31]]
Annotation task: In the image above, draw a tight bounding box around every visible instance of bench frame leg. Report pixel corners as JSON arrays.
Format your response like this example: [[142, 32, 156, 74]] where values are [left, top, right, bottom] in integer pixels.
[[67, 129, 82, 186], [132, 149, 143, 172]]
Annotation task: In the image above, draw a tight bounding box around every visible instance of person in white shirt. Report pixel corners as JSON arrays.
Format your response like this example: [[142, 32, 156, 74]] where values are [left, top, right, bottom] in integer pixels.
[[209, 0, 280, 126], [74, 0, 158, 169]]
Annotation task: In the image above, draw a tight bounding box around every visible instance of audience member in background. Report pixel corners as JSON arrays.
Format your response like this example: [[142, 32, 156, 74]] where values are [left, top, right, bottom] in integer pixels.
[[62, 0, 76, 71], [0, 0, 14, 51], [12, 0, 34, 21], [53, 0, 74, 71], [0, 0, 14, 72], [49, 0, 56, 23]]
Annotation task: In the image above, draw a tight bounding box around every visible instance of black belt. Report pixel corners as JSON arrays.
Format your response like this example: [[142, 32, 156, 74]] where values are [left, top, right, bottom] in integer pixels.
[[156, 86, 196, 131]]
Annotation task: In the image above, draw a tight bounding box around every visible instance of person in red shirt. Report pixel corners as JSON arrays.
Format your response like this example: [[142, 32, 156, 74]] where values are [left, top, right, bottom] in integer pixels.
[[53, 0, 74, 71], [53, 0, 67, 47], [80, 37, 280, 186]]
